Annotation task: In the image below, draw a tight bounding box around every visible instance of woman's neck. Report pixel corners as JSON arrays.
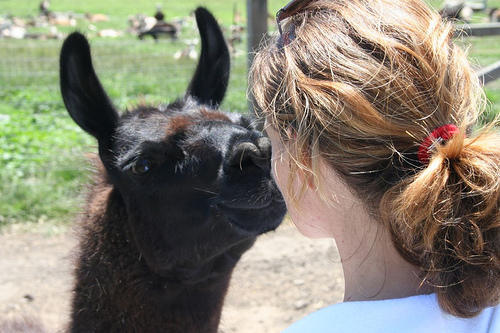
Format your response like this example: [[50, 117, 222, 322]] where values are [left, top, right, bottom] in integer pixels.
[[290, 162, 429, 302], [334, 203, 429, 302]]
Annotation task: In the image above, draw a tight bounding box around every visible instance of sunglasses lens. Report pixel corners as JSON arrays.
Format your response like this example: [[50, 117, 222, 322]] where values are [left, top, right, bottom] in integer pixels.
[[277, 0, 311, 48], [277, 0, 311, 21]]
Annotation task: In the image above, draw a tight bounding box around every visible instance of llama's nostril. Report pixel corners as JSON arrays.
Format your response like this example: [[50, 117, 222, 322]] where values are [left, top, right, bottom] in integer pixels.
[[229, 141, 270, 171]]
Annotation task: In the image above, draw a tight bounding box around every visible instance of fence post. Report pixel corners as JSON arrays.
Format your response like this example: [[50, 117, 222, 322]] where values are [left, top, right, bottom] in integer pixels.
[[477, 60, 500, 86], [247, 0, 268, 113], [454, 23, 500, 37]]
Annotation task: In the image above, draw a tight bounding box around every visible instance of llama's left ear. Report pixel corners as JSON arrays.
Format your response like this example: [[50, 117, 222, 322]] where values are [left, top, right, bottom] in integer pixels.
[[186, 7, 230, 107], [60, 32, 118, 143]]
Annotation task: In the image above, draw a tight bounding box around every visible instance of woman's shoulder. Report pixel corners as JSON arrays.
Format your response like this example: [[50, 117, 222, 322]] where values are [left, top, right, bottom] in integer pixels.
[[283, 294, 499, 333]]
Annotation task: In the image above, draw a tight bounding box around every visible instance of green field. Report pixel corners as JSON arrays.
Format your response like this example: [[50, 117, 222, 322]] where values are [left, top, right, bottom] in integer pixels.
[[0, 0, 499, 225]]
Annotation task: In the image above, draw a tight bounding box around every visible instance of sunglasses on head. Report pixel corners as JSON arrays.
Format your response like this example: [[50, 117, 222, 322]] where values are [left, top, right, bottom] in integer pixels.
[[276, 0, 313, 35], [272, 0, 315, 120]]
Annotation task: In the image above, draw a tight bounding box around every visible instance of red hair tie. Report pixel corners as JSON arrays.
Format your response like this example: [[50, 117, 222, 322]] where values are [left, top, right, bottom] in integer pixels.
[[417, 124, 459, 165]]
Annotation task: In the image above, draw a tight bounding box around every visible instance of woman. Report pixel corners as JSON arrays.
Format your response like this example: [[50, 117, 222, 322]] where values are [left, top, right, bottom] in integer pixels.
[[250, 0, 499, 331]]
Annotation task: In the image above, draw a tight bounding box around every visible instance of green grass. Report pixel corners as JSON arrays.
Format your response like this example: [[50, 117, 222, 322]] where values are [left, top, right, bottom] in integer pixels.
[[0, 0, 255, 224], [0, 36, 250, 224], [0, 0, 499, 225]]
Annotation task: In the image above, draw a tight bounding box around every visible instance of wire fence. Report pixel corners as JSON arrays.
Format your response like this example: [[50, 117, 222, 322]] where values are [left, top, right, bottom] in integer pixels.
[[0, 37, 255, 221], [0, 37, 250, 93], [0, 37, 252, 168]]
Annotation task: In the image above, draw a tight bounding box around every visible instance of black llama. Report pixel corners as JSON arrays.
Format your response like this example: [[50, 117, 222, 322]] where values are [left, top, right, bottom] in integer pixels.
[[60, 8, 286, 333]]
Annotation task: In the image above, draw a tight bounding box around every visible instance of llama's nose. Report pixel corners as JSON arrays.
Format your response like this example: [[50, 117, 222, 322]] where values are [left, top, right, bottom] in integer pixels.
[[228, 137, 271, 172]]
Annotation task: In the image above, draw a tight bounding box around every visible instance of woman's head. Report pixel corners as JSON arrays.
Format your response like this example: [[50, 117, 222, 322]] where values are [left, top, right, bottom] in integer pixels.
[[251, 0, 499, 318]]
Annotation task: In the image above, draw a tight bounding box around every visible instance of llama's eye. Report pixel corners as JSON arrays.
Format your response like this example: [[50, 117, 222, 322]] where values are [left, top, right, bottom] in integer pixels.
[[132, 158, 151, 175]]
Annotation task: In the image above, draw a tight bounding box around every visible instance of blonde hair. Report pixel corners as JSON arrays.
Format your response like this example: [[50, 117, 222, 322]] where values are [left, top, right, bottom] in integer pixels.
[[250, 0, 499, 317]]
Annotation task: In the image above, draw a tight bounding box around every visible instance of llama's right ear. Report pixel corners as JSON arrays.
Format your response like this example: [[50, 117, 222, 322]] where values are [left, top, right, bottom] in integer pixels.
[[186, 7, 230, 107], [60, 32, 118, 142]]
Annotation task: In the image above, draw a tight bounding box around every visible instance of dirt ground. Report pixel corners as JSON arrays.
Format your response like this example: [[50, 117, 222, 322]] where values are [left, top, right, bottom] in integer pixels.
[[0, 222, 344, 333]]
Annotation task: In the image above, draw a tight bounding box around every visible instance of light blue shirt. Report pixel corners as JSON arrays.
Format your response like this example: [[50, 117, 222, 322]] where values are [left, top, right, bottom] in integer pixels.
[[283, 294, 499, 333]]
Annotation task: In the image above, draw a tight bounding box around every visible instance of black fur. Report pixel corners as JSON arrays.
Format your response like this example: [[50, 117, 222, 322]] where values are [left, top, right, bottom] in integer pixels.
[[187, 8, 230, 106], [59, 32, 118, 144], [59, 7, 286, 333]]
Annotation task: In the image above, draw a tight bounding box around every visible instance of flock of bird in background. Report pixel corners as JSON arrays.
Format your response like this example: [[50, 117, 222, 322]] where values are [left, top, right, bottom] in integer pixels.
[[440, 0, 500, 22], [0, 0, 246, 59], [0, 0, 499, 60]]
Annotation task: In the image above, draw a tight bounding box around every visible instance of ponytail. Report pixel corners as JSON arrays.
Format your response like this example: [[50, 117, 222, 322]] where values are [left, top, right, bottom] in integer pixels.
[[383, 127, 500, 317]]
